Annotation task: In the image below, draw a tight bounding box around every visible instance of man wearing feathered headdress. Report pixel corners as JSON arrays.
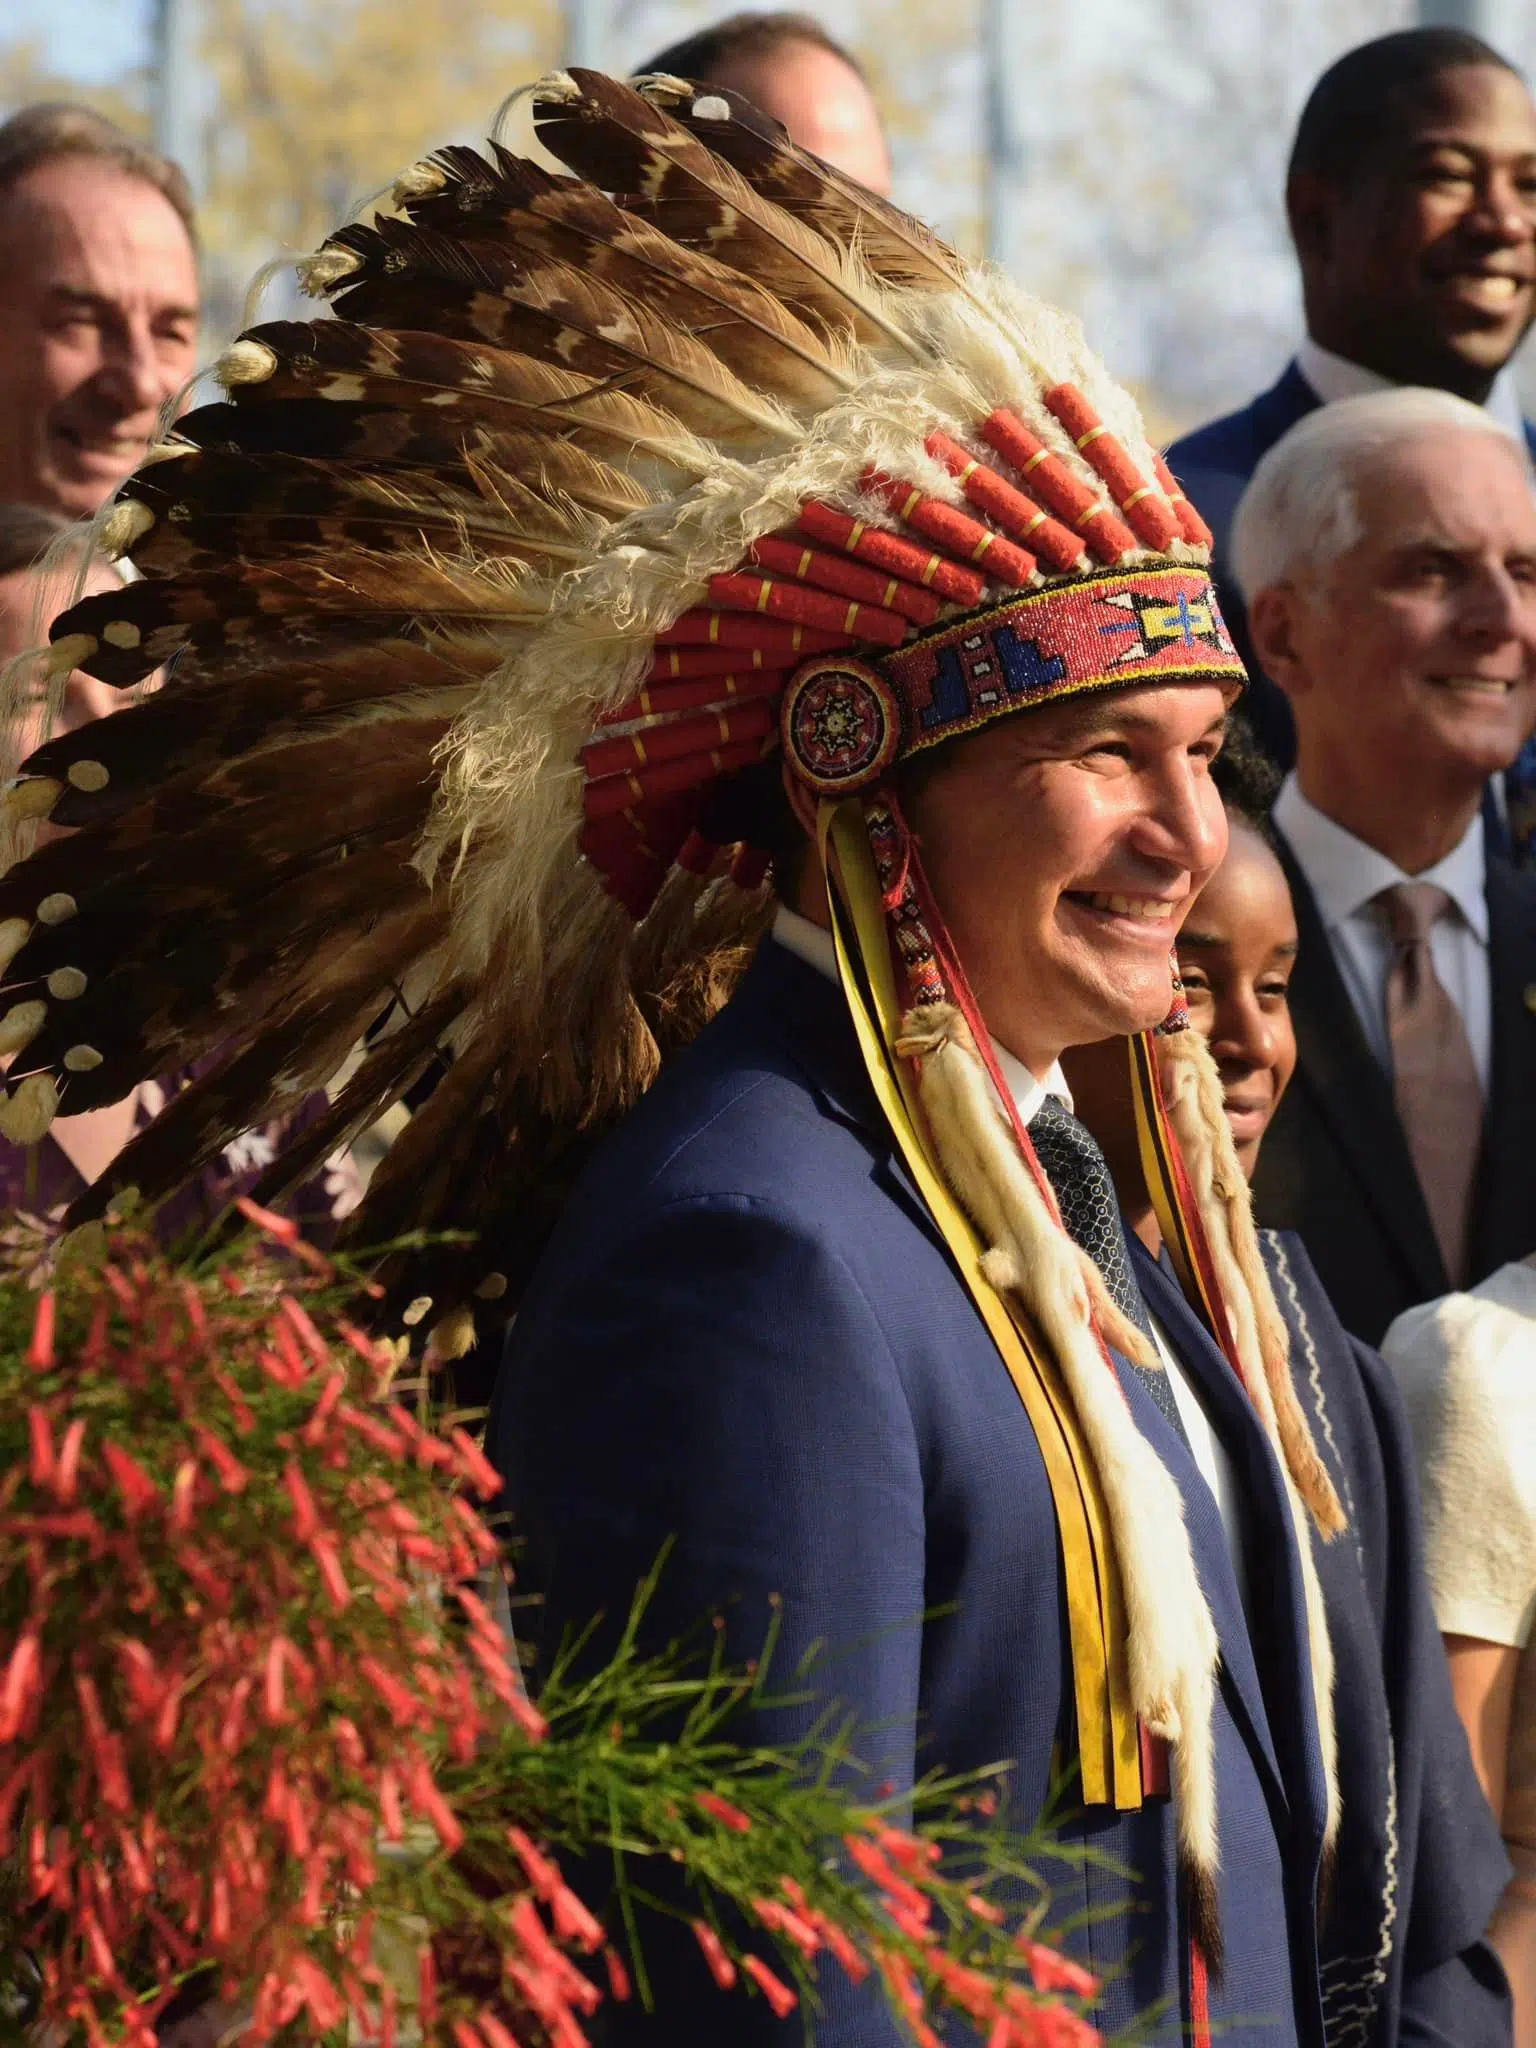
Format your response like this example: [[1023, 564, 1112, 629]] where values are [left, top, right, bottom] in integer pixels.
[[0, 68, 1510, 2047]]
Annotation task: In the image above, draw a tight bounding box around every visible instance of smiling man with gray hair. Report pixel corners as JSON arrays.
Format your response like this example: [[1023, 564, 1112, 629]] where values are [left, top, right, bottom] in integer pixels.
[[1235, 386, 1536, 1342]]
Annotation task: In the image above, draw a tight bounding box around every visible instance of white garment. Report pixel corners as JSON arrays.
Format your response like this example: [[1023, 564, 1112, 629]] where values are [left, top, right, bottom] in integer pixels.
[[1294, 334, 1529, 450], [768, 906, 1245, 1566], [1274, 774, 1491, 1093]]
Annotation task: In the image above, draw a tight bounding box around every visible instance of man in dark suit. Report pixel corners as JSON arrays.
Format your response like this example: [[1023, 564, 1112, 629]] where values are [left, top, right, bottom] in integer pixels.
[[1238, 386, 1536, 1346], [1167, 27, 1536, 775], [491, 554, 1510, 2034]]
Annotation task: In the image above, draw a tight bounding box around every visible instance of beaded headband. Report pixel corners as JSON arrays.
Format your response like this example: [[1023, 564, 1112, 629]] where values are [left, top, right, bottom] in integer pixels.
[[576, 386, 1232, 918]]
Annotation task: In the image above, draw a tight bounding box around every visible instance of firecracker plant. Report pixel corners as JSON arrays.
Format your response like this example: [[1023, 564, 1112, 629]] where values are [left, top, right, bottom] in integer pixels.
[[0, 1203, 1105, 2048]]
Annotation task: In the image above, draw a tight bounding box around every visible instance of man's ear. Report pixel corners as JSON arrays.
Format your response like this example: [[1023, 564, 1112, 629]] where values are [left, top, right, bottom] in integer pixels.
[[1247, 584, 1313, 702], [781, 756, 820, 841], [1285, 170, 1336, 267]]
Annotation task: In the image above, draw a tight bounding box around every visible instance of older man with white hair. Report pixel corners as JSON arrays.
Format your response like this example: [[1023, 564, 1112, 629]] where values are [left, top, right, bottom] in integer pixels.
[[1235, 386, 1536, 1343]]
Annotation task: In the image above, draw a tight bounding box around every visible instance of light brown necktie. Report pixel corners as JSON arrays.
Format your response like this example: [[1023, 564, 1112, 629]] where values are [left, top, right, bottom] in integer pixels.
[[1377, 881, 1482, 1286]]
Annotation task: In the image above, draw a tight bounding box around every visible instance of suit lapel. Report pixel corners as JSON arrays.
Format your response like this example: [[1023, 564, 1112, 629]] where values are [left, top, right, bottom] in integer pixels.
[[1473, 860, 1536, 1269], [1275, 833, 1447, 1298], [1133, 1245, 1330, 1849]]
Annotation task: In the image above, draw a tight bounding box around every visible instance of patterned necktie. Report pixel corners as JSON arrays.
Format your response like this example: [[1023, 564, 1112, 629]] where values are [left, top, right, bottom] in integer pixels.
[[1376, 881, 1483, 1287], [1027, 1095, 1188, 1438]]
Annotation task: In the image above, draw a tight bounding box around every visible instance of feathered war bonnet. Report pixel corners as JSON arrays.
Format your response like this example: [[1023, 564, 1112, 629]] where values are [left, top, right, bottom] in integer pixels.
[[0, 69, 1343, 1966]]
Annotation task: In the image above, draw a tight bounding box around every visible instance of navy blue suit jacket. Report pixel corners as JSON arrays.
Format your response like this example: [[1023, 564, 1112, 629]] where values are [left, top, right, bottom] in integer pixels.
[[489, 942, 1507, 2044], [1166, 362, 1536, 769]]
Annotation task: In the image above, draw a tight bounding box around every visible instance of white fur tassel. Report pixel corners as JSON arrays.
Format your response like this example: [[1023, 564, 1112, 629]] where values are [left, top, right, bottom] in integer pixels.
[[1157, 1026, 1342, 1853], [896, 1003, 1223, 1922]]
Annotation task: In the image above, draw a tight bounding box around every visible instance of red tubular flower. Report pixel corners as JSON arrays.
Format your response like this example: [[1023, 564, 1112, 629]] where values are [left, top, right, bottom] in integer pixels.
[[54, 1418, 86, 1503], [73, 1671, 131, 1813], [753, 1896, 821, 1958], [193, 1428, 248, 1495], [417, 1943, 439, 2029], [550, 1881, 604, 1954], [690, 1919, 737, 1990], [278, 1295, 330, 1368], [309, 1533, 351, 1610], [403, 1754, 465, 1858], [28, 1405, 57, 1490], [508, 1824, 560, 1899], [101, 1442, 160, 1520], [281, 1462, 319, 1542], [0, 1626, 41, 1743], [378, 1765, 404, 1842], [741, 1954, 798, 2018], [452, 2019, 487, 2048], [603, 1947, 631, 2002], [843, 1833, 931, 1921], [233, 1195, 298, 1244], [695, 1790, 753, 1833], [448, 1428, 503, 1501], [477, 2010, 524, 2048], [168, 1460, 198, 1534], [262, 1637, 291, 1727], [1021, 1941, 1099, 2000], [302, 1371, 346, 1446], [358, 1657, 422, 1727], [27, 1291, 56, 1371]]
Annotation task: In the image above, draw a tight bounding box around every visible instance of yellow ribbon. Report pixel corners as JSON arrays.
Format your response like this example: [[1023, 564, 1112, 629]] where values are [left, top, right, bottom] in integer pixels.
[[821, 800, 1142, 1808]]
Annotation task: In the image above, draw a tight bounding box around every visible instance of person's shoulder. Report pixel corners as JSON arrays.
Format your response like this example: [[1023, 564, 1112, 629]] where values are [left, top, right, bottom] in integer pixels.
[[1167, 364, 1310, 483], [1166, 401, 1263, 477]]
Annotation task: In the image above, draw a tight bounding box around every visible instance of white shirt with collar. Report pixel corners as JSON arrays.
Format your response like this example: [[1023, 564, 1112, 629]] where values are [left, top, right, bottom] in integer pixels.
[[769, 905, 1248, 1594], [1295, 334, 1529, 451], [1274, 774, 1491, 1093]]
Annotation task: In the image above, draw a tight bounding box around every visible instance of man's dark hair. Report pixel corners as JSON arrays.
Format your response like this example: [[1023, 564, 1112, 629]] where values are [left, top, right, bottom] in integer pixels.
[[0, 103, 196, 244], [1288, 28, 1521, 190], [637, 11, 868, 87]]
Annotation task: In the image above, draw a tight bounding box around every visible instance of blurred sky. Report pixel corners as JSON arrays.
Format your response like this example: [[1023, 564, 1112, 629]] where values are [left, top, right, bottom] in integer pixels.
[[9, 0, 146, 82]]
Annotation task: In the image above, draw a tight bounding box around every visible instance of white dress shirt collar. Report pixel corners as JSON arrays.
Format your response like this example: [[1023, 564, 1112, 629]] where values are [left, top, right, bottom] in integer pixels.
[[1295, 334, 1529, 448], [1274, 773, 1489, 942], [770, 905, 1073, 1121]]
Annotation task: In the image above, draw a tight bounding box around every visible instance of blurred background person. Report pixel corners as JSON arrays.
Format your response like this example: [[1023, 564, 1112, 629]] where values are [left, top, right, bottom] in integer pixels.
[[1384, 1255, 1536, 2048], [0, 104, 198, 521], [637, 10, 892, 193], [1169, 27, 1536, 780], [1233, 387, 1536, 1345], [1059, 737, 1513, 2048]]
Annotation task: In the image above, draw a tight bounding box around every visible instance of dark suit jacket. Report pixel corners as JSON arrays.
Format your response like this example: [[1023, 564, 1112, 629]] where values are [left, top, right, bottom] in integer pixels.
[[1148, 1231, 1511, 2048], [1166, 364, 1536, 770], [489, 940, 1505, 2044], [1252, 835, 1536, 1346]]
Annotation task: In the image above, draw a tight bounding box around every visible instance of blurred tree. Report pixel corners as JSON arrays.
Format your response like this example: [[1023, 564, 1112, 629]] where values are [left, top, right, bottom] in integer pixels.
[[199, 0, 561, 265], [0, 38, 147, 137]]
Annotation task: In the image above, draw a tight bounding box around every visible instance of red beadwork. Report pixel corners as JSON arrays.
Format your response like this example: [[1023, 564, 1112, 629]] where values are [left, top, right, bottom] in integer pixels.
[[796, 501, 987, 606], [861, 470, 1038, 589], [1151, 452, 1213, 549], [780, 657, 903, 795], [706, 571, 910, 648], [601, 672, 786, 724], [924, 431, 1088, 575], [976, 409, 1137, 564], [654, 614, 851, 654], [581, 734, 770, 822], [1041, 384, 1180, 552], [582, 698, 775, 783], [744, 534, 941, 627]]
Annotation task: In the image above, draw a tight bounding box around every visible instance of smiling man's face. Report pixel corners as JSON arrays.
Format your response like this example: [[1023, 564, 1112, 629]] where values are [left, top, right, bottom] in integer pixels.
[[1264, 425, 1536, 809], [902, 683, 1231, 1079], [1294, 61, 1536, 398], [0, 157, 199, 519]]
